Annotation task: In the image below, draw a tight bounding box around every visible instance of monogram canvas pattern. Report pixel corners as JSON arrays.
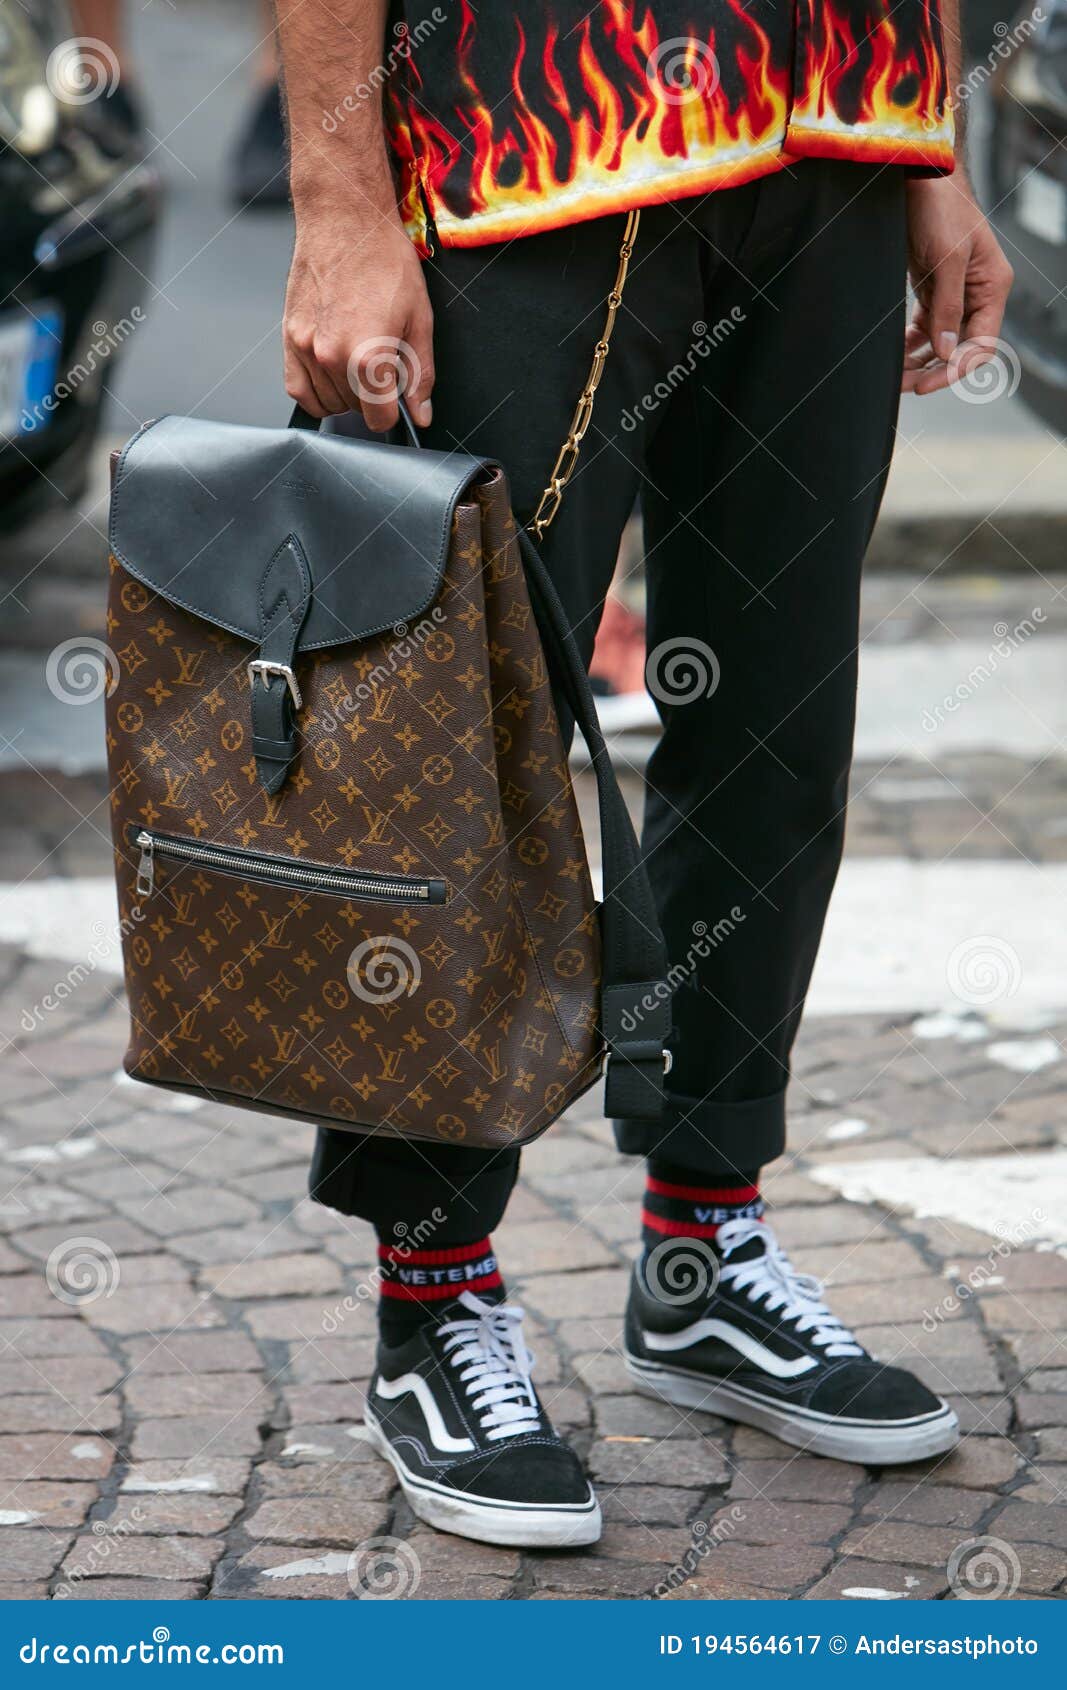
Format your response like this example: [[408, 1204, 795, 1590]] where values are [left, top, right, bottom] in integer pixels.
[[106, 470, 603, 1149]]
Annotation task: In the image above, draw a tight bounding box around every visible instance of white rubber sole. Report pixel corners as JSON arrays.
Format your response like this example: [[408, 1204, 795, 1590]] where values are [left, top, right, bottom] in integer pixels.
[[363, 1408, 602, 1548], [625, 1351, 960, 1465]]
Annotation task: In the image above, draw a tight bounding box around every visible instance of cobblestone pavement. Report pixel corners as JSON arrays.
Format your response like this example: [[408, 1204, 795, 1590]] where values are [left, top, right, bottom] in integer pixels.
[[1, 566, 1066, 1601]]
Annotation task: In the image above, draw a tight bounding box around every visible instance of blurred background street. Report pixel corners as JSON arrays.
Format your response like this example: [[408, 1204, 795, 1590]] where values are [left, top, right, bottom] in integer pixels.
[[1, 0, 1066, 1602]]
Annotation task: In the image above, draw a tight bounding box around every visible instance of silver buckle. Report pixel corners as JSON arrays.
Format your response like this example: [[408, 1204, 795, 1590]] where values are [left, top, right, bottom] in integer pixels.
[[247, 659, 302, 710]]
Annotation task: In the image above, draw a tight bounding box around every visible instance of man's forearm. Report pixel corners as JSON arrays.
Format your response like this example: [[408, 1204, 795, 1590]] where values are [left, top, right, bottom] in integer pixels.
[[274, 1, 396, 214]]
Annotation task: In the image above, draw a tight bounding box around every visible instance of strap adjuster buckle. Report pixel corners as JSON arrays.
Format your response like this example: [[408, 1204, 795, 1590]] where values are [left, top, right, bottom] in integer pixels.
[[248, 659, 302, 710]]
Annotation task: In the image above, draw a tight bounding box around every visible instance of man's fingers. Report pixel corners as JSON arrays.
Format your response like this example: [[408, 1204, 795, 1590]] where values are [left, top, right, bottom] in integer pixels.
[[405, 305, 436, 429], [924, 253, 967, 364]]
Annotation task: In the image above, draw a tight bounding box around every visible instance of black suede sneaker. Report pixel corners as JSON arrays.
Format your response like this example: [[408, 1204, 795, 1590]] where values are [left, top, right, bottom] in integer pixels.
[[364, 1290, 601, 1547], [625, 1217, 959, 1465]]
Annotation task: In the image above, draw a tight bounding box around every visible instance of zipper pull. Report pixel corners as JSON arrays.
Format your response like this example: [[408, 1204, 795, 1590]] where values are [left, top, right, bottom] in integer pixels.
[[135, 831, 155, 899]]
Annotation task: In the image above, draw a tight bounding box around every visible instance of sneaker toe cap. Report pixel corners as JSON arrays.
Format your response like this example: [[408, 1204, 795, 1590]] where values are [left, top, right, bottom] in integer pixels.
[[443, 1440, 591, 1506], [809, 1360, 946, 1423]]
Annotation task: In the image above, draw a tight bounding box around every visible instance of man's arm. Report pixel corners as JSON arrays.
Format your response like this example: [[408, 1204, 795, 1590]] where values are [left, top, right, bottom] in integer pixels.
[[903, 0, 1013, 394], [275, 0, 434, 429]]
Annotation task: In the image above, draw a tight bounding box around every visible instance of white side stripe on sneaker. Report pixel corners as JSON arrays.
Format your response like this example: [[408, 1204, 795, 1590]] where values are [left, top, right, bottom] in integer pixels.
[[642, 1318, 819, 1378], [374, 1373, 476, 1454]]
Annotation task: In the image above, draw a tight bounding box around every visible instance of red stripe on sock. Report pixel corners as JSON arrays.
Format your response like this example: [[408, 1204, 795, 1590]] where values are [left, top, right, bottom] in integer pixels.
[[641, 1208, 723, 1240], [646, 1176, 760, 1203], [379, 1271, 504, 1301], [377, 1238, 492, 1266]]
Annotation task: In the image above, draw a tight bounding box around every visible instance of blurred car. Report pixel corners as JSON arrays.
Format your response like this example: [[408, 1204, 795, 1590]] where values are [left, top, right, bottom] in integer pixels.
[[0, 1, 159, 529], [978, 0, 1067, 433]]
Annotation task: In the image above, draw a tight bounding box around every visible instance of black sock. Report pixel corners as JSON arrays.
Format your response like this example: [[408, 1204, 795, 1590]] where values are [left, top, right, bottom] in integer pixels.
[[642, 1159, 764, 1254], [376, 1234, 505, 1347]]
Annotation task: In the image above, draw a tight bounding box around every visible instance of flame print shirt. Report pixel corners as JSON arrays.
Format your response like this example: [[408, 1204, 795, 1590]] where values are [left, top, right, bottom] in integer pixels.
[[386, 1, 954, 249]]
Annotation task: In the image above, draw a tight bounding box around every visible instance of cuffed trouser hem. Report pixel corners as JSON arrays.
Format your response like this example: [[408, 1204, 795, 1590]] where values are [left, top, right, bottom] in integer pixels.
[[308, 1126, 521, 1243], [613, 1087, 787, 1177]]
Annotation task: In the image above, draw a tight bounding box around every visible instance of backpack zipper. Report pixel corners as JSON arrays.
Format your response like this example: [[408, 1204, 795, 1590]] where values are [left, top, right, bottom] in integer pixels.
[[129, 827, 446, 905]]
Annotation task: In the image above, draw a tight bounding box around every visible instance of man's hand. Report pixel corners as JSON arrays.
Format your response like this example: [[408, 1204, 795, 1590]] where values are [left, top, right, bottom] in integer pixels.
[[904, 171, 1014, 396], [283, 196, 435, 431]]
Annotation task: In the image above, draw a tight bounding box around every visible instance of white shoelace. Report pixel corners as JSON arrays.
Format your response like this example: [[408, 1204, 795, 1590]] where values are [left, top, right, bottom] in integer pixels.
[[715, 1216, 864, 1358], [438, 1290, 541, 1442]]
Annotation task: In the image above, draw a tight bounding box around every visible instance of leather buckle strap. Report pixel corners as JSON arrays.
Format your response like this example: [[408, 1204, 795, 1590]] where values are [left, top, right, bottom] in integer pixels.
[[600, 983, 671, 1120], [250, 534, 312, 795]]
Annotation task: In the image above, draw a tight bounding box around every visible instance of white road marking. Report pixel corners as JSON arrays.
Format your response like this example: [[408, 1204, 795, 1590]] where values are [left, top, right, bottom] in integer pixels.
[[811, 1150, 1067, 1246], [4, 864, 1066, 1019], [262, 1552, 352, 1580]]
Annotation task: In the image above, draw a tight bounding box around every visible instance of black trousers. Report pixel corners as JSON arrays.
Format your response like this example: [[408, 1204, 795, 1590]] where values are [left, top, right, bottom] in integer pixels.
[[310, 158, 907, 1242]]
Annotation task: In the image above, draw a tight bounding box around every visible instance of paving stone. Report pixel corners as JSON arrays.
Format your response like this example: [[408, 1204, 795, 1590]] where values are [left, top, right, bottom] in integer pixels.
[[0, 1583, 50, 1599], [663, 1543, 833, 1593], [804, 1558, 948, 1599], [124, 1372, 269, 1420], [103, 1494, 243, 1536], [280, 1382, 364, 1426], [120, 1459, 252, 1497], [244, 1497, 387, 1547], [404, 1574, 512, 1600], [837, 1521, 978, 1568], [593, 1394, 695, 1439], [82, 1284, 223, 1336], [0, 1434, 114, 1481], [980, 1294, 1066, 1335], [0, 1481, 97, 1528], [588, 1436, 728, 1488], [59, 1533, 223, 1582], [593, 1523, 695, 1564], [0, 1276, 69, 1320], [59, 1579, 205, 1600], [861, 1482, 997, 1529], [120, 1329, 263, 1376], [166, 1220, 310, 1266], [714, 1500, 853, 1544], [990, 1500, 1067, 1549], [282, 1337, 378, 1385], [214, 1545, 354, 1599], [531, 1556, 659, 1596], [198, 1254, 343, 1300], [242, 1298, 355, 1343], [728, 1458, 865, 1504], [0, 1356, 121, 1397], [115, 1186, 262, 1240], [130, 1413, 265, 1461], [0, 1530, 72, 1579], [0, 1391, 120, 1435], [255, 1459, 396, 1503], [0, 1318, 108, 1358], [403, 1529, 520, 1580], [660, 1574, 785, 1600], [1016, 1393, 1067, 1429], [599, 1486, 700, 1525], [520, 1268, 627, 1320], [500, 1221, 618, 1275]]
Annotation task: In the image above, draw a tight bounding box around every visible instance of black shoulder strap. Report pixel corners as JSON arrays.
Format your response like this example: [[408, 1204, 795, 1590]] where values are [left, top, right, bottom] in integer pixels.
[[517, 529, 670, 1122]]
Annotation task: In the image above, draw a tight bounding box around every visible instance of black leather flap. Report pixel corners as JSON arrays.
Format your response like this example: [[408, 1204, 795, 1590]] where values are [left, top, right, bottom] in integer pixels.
[[108, 415, 493, 651]]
